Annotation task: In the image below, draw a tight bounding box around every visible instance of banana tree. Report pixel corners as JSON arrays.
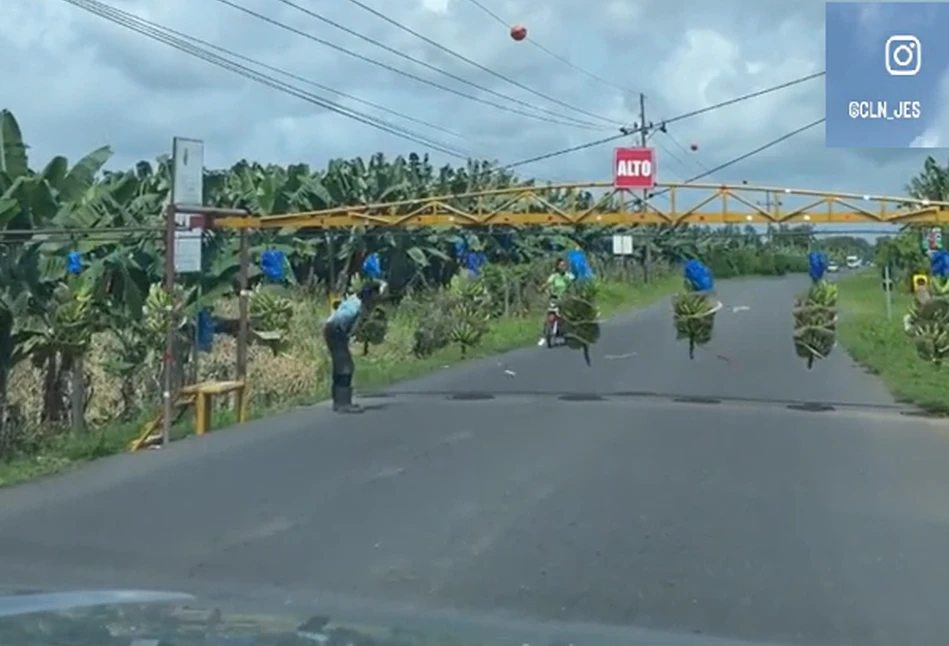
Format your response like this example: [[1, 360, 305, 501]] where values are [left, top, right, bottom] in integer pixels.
[[17, 268, 98, 429]]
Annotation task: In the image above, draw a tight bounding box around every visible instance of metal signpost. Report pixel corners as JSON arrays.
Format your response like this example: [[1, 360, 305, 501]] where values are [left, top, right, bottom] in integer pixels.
[[161, 138, 251, 448], [614, 146, 655, 282], [882, 264, 893, 321], [163, 137, 206, 446]]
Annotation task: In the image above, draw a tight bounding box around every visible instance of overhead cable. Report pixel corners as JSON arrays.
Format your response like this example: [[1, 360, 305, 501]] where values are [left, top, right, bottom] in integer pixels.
[[113, 9, 468, 141], [334, 0, 623, 127], [649, 118, 827, 199], [213, 0, 610, 131], [661, 131, 714, 177], [63, 0, 471, 158], [460, 0, 640, 98], [504, 72, 825, 169]]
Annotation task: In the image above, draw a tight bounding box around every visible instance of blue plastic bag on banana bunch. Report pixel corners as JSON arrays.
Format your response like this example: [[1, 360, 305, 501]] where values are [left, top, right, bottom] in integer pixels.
[[567, 248, 594, 280], [362, 252, 383, 279], [558, 249, 599, 366], [794, 254, 838, 369], [683, 259, 714, 292], [674, 260, 720, 359], [67, 251, 82, 275], [466, 251, 487, 277], [261, 249, 286, 282], [808, 251, 828, 282]]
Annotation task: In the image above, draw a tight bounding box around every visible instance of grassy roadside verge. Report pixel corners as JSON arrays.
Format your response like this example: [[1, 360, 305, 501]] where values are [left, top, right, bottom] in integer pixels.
[[0, 273, 681, 487], [837, 272, 949, 414]]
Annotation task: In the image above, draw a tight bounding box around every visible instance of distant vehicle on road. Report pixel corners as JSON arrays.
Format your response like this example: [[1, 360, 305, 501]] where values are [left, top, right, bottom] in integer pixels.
[[827, 261, 839, 273], [846, 255, 861, 269]]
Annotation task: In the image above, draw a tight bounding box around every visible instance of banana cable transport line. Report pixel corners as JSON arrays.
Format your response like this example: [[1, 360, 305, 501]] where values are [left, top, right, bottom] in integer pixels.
[[459, 0, 640, 98], [335, 0, 622, 127], [62, 0, 826, 203], [76, 0, 562, 180], [0, 227, 892, 244], [65, 0, 471, 159], [269, 0, 614, 130], [661, 131, 715, 176], [504, 71, 824, 169], [216, 0, 609, 131], [648, 118, 826, 199]]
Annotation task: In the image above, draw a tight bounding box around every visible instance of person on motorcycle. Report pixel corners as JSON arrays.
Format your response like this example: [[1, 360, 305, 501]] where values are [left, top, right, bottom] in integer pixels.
[[546, 258, 575, 302], [543, 259, 574, 337]]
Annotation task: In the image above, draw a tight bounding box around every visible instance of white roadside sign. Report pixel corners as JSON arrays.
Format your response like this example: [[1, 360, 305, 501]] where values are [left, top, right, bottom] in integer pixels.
[[171, 137, 204, 273], [612, 234, 633, 256]]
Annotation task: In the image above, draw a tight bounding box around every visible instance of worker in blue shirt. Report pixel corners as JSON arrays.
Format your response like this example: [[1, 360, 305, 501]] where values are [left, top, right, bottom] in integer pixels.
[[323, 280, 386, 413]]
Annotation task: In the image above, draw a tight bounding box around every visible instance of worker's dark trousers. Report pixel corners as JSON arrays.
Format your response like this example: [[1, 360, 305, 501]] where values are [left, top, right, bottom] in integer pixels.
[[323, 322, 358, 412]]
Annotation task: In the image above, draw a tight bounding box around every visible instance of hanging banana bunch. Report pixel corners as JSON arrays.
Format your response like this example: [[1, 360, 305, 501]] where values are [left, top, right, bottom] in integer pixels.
[[249, 284, 294, 355], [673, 260, 719, 359], [353, 306, 388, 355], [349, 274, 391, 355], [142, 282, 189, 348], [446, 275, 491, 358], [792, 279, 838, 369], [559, 280, 600, 366], [906, 252, 949, 366]]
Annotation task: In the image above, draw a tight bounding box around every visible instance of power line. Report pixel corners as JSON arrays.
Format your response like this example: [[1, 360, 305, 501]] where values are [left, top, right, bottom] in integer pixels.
[[661, 131, 713, 177], [505, 71, 824, 170], [78, 1, 577, 183], [649, 118, 826, 199], [56, 0, 827, 199], [503, 132, 623, 170], [459, 0, 639, 98], [335, 0, 623, 127], [63, 0, 471, 159], [651, 137, 692, 181], [113, 9, 469, 142], [213, 0, 610, 131]]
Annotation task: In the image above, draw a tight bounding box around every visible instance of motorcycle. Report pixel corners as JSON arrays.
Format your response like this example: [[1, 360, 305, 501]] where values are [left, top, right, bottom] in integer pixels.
[[544, 300, 563, 348]]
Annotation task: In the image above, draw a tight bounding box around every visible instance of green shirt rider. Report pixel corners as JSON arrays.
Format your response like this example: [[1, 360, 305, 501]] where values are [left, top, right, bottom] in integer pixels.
[[546, 258, 575, 303]]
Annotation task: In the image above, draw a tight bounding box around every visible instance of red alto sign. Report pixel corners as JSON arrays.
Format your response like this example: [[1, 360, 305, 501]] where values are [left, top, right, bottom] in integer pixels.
[[613, 147, 656, 189]]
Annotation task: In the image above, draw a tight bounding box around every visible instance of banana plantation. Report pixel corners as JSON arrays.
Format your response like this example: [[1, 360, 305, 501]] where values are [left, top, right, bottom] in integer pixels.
[[0, 108, 813, 461]]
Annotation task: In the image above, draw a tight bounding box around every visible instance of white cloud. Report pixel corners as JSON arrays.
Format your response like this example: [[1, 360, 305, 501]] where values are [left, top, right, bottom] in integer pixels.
[[910, 131, 940, 148], [421, 0, 451, 15], [0, 0, 937, 205], [909, 62, 949, 149]]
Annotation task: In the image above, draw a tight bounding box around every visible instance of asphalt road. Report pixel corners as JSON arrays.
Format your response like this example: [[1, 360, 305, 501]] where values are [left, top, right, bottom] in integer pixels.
[[0, 275, 948, 646]]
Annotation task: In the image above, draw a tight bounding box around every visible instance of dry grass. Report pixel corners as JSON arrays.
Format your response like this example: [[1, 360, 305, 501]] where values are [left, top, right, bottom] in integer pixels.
[[0, 262, 684, 486]]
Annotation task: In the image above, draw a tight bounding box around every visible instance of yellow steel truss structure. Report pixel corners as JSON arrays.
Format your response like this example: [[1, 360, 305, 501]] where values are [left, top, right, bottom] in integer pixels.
[[209, 182, 949, 230]]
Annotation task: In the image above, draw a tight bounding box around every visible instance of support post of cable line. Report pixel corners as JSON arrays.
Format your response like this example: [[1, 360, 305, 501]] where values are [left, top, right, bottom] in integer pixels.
[[639, 92, 651, 283]]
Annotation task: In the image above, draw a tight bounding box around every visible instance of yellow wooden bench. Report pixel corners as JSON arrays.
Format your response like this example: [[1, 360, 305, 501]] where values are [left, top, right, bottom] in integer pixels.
[[130, 380, 249, 451]]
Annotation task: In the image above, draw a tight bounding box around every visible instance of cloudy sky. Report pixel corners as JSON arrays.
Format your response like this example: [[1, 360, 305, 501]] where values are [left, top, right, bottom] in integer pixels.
[[3, 0, 947, 230]]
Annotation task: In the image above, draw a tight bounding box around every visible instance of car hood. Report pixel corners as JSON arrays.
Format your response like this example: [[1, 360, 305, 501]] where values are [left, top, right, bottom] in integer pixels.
[[0, 589, 779, 646]]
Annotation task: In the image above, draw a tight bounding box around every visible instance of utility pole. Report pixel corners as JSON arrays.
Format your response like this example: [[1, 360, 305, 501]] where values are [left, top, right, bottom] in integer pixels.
[[639, 92, 651, 283]]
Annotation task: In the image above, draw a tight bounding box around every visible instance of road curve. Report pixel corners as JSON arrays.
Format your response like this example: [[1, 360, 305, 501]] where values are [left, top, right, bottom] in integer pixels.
[[0, 276, 948, 646]]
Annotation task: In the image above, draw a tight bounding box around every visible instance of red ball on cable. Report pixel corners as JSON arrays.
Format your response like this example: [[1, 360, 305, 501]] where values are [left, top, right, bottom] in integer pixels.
[[510, 24, 527, 41]]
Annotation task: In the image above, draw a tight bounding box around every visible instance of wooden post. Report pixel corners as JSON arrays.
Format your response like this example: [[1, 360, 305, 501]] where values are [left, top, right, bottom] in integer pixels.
[[237, 228, 249, 383], [162, 203, 176, 446], [639, 92, 651, 284]]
